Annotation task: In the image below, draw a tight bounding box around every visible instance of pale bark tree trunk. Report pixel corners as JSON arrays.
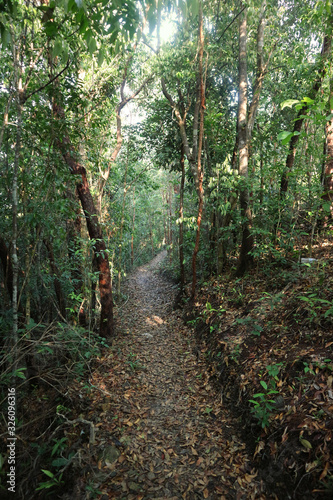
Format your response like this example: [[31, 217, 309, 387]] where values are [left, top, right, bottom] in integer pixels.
[[96, 63, 151, 216], [168, 183, 173, 263], [236, 5, 254, 276], [161, 2, 206, 300], [117, 149, 129, 295], [191, 1, 205, 299], [221, 1, 269, 272]]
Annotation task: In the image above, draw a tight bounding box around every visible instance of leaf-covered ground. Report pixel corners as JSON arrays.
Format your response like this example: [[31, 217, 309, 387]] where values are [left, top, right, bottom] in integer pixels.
[[12, 247, 333, 499], [74, 251, 265, 499], [185, 243, 333, 500]]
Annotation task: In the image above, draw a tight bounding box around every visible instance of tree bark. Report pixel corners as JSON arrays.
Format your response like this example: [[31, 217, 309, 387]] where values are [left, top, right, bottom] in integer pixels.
[[11, 30, 23, 359], [97, 62, 151, 216], [221, 2, 268, 271], [160, 2, 206, 299], [236, 5, 254, 277], [280, 28, 332, 195], [322, 76, 333, 221], [43, 239, 67, 319], [66, 187, 86, 326], [0, 234, 14, 303], [52, 98, 114, 338], [131, 187, 136, 267], [179, 144, 185, 291], [117, 148, 129, 295], [191, 1, 205, 299]]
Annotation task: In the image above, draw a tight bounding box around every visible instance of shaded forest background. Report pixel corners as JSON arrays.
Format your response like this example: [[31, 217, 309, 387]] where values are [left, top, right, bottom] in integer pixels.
[[1, 0, 333, 498]]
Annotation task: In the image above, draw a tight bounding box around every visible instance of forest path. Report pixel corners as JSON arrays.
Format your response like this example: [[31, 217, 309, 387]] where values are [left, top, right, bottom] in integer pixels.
[[90, 252, 263, 499]]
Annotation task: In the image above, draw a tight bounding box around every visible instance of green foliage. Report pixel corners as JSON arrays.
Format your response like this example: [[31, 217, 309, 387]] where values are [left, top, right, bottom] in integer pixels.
[[249, 380, 279, 429], [297, 293, 333, 325], [35, 470, 64, 492]]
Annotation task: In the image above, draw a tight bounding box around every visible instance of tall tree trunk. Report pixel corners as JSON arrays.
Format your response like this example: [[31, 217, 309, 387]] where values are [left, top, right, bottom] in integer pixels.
[[117, 149, 129, 295], [161, 2, 206, 299], [221, 2, 268, 271], [52, 98, 114, 338], [0, 234, 14, 305], [11, 31, 23, 367], [322, 76, 333, 220], [236, 5, 254, 277], [191, 1, 205, 300], [66, 188, 86, 326], [168, 183, 173, 263], [280, 28, 332, 195], [131, 187, 135, 267], [179, 144, 185, 291], [43, 239, 67, 319]]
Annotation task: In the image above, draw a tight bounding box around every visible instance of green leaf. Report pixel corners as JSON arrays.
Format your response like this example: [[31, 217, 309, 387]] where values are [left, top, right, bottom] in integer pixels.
[[97, 49, 104, 66], [41, 470, 54, 479], [44, 21, 58, 37], [299, 437, 312, 449], [53, 40, 62, 57], [36, 481, 56, 490], [260, 380, 267, 390], [302, 96, 314, 105], [277, 131, 292, 141], [323, 202, 332, 213], [52, 458, 68, 467], [281, 99, 300, 110], [88, 37, 97, 54], [330, 97, 333, 111], [188, 0, 199, 17]]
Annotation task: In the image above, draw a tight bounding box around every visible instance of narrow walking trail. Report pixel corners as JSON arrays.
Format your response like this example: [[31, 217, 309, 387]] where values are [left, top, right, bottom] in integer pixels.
[[89, 252, 264, 499]]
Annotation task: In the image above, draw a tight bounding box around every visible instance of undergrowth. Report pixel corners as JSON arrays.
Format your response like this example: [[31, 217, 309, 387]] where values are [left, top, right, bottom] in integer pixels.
[[0, 321, 109, 499]]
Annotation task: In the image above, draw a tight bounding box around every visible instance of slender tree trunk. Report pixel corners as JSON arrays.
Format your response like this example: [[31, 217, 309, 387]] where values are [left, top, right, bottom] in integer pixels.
[[191, 1, 205, 300], [131, 187, 135, 267], [168, 183, 173, 263], [221, 3, 268, 270], [322, 76, 333, 220], [280, 28, 332, 195], [236, 6, 254, 276], [150, 217, 155, 258], [179, 144, 185, 290], [160, 3, 206, 299], [0, 234, 14, 304], [118, 150, 129, 295], [12, 33, 23, 366], [52, 98, 114, 338], [66, 188, 86, 325], [43, 239, 67, 319]]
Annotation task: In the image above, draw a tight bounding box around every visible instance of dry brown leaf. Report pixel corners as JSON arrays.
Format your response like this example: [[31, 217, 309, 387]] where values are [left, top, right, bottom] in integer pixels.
[[319, 462, 329, 480]]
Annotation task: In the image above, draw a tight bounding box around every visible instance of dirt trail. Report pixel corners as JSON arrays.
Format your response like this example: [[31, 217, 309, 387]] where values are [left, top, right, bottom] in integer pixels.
[[90, 252, 264, 499]]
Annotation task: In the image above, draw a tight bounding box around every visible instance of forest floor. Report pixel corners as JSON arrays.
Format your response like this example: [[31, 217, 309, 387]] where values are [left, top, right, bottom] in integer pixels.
[[14, 247, 333, 499], [70, 251, 265, 500]]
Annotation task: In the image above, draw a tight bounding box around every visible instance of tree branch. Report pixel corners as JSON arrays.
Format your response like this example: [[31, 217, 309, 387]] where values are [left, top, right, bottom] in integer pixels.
[[217, 5, 246, 42], [24, 59, 71, 103]]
